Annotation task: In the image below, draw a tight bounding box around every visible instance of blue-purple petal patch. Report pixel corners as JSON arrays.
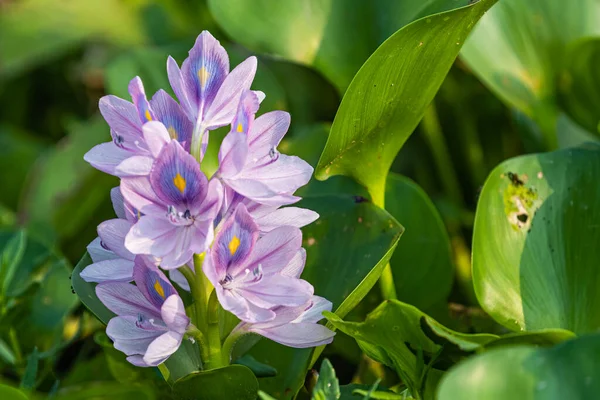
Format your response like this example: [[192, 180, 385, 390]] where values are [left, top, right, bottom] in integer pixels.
[[128, 77, 156, 124], [213, 204, 258, 272], [150, 90, 194, 151], [133, 256, 176, 309]]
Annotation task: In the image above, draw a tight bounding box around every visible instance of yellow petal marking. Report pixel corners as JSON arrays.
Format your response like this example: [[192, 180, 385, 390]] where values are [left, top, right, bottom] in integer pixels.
[[173, 173, 186, 193], [229, 235, 241, 256], [198, 67, 210, 88], [154, 280, 166, 299], [236, 122, 244, 133], [144, 110, 152, 121], [168, 126, 178, 140]]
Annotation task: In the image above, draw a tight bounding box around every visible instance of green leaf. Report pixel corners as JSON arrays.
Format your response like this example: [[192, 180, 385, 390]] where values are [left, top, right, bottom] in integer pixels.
[[0, 229, 26, 296], [0, 0, 145, 79], [71, 253, 114, 324], [325, 300, 498, 397], [233, 354, 277, 378], [461, 0, 600, 147], [385, 174, 453, 311], [57, 382, 157, 400], [556, 113, 599, 149], [72, 252, 201, 384], [312, 359, 340, 400], [20, 347, 39, 390], [248, 195, 403, 399], [0, 338, 16, 365], [437, 334, 600, 400], [173, 365, 258, 400], [315, 0, 498, 203], [21, 117, 118, 243], [94, 332, 145, 384], [0, 384, 27, 400], [207, 0, 473, 92], [472, 143, 600, 333], [558, 38, 600, 135]]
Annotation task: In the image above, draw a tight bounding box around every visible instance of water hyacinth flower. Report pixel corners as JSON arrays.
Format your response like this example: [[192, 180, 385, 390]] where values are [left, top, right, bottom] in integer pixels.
[[79, 28, 335, 371], [167, 30, 262, 161], [96, 257, 189, 367], [85, 77, 192, 177], [217, 90, 313, 206], [203, 204, 313, 323], [121, 140, 222, 268]]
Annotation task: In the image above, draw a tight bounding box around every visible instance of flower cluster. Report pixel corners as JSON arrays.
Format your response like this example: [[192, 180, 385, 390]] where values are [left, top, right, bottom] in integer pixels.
[[81, 31, 334, 367]]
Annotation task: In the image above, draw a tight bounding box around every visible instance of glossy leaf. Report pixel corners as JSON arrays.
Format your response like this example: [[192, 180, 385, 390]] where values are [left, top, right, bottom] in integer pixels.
[[325, 300, 498, 397], [71, 253, 115, 324], [472, 143, 600, 333], [461, 0, 600, 146], [312, 359, 340, 400], [437, 334, 600, 400], [0, 384, 27, 400], [385, 174, 453, 311], [173, 365, 258, 400], [315, 0, 498, 203], [558, 38, 600, 135], [0, 0, 145, 79], [233, 355, 277, 378], [249, 195, 403, 399], [207, 0, 473, 92]]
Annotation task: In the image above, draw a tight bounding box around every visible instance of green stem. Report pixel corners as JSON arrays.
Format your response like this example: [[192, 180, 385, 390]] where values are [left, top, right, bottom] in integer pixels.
[[221, 327, 247, 365], [186, 325, 210, 364], [180, 264, 208, 335], [421, 103, 465, 208], [204, 290, 224, 370], [8, 328, 22, 364], [372, 187, 397, 300]]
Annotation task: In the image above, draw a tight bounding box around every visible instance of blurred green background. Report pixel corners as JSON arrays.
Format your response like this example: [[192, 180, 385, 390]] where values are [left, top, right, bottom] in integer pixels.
[[1, 0, 598, 398]]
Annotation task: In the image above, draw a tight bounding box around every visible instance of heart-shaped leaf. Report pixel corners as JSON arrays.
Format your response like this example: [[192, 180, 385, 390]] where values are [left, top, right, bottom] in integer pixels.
[[173, 364, 258, 400], [461, 0, 600, 147], [472, 143, 600, 333], [207, 0, 473, 93], [315, 0, 498, 203], [557, 38, 600, 135], [385, 174, 454, 311], [248, 195, 403, 399], [437, 334, 600, 400]]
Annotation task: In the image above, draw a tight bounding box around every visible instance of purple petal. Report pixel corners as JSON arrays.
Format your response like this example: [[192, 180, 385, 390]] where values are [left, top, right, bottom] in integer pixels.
[[158, 225, 198, 269], [239, 274, 313, 308], [84, 142, 132, 176], [128, 77, 155, 123], [98, 219, 135, 260], [194, 178, 223, 219], [125, 215, 178, 259], [126, 355, 149, 367], [231, 90, 259, 135], [106, 315, 163, 356], [161, 294, 189, 333], [87, 237, 117, 263], [241, 226, 302, 276], [167, 56, 196, 120], [120, 177, 164, 216], [143, 330, 184, 366], [292, 296, 332, 324], [99, 95, 143, 151], [249, 322, 334, 348], [150, 140, 207, 206], [96, 282, 160, 318], [254, 207, 319, 233], [142, 121, 171, 158], [133, 256, 177, 308], [110, 187, 126, 219], [169, 268, 191, 291], [235, 154, 313, 195], [80, 258, 134, 283], [212, 204, 258, 274], [280, 249, 306, 279], [114, 155, 154, 176], [218, 131, 248, 178], [203, 57, 257, 129], [150, 90, 193, 151], [248, 111, 290, 156], [182, 31, 229, 119]]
